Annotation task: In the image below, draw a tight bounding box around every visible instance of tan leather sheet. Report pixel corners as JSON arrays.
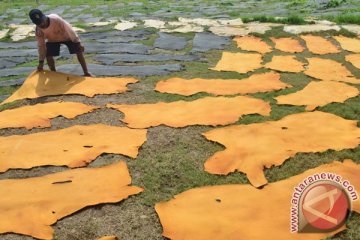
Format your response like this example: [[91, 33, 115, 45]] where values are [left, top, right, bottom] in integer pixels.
[[98, 236, 119, 240], [202, 111, 360, 187], [270, 37, 305, 53], [0, 101, 99, 130], [304, 57, 360, 84], [210, 52, 263, 74], [265, 55, 305, 73], [0, 161, 143, 240], [345, 54, 360, 69], [0, 124, 147, 172], [300, 35, 340, 55], [275, 81, 359, 111], [155, 160, 360, 240], [1, 70, 138, 105], [107, 96, 271, 129], [333, 36, 360, 53], [234, 36, 272, 54], [155, 72, 291, 96]]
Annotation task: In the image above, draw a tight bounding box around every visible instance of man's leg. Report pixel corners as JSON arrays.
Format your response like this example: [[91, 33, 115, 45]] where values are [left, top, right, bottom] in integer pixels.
[[46, 55, 56, 71], [66, 41, 92, 76], [45, 42, 60, 72], [76, 51, 91, 76]]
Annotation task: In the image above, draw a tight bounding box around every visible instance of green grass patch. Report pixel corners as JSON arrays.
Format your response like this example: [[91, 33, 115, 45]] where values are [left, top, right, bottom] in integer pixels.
[[328, 212, 360, 240], [134, 34, 155, 47], [73, 22, 90, 30], [252, 26, 296, 38], [318, 96, 360, 122], [16, 59, 38, 67], [243, 15, 307, 25], [128, 124, 250, 206], [0, 75, 27, 82], [324, 0, 347, 9], [0, 100, 23, 112], [82, 23, 118, 33], [283, 15, 307, 24], [287, 0, 308, 7], [323, 14, 360, 24], [0, 86, 18, 96], [0, 29, 14, 43]]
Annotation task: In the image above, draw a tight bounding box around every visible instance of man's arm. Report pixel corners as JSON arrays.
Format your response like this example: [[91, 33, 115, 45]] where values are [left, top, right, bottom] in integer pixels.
[[35, 27, 46, 71]]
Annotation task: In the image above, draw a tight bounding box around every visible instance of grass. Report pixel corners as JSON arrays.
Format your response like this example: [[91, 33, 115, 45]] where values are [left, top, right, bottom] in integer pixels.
[[129, 125, 248, 205], [287, 0, 308, 7], [0, 75, 27, 82], [324, 0, 347, 9], [16, 59, 38, 67], [243, 15, 307, 25], [0, 100, 23, 112], [323, 14, 360, 24], [328, 212, 360, 239], [129, 26, 360, 239], [81, 23, 118, 33], [0, 0, 360, 27], [0, 29, 14, 42], [134, 33, 158, 46], [1, 0, 359, 20], [0, 86, 18, 96], [73, 22, 91, 30]]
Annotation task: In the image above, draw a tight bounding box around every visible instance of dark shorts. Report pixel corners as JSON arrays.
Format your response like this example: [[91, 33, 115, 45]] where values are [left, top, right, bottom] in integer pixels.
[[46, 41, 82, 57]]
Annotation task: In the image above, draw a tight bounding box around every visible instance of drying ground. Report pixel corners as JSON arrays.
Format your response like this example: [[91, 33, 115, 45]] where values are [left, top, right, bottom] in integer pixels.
[[0, 1, 359, 240]]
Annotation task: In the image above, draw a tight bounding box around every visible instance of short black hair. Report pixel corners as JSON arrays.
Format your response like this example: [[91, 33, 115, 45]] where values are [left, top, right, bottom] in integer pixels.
[[29, 9, 46, 25]]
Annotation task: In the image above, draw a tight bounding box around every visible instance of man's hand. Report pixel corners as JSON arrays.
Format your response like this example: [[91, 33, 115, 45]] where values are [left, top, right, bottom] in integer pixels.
[[79, 43, 85, 52], [37, 61, 44, 71]]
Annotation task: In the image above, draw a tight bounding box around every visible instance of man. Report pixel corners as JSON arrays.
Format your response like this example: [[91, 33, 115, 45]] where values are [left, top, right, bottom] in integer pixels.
[[29, 9, 93, 76]]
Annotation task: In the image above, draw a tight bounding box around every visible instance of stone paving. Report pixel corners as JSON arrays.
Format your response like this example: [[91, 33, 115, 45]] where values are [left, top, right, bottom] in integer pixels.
[[0, 94, 10, 102], [0, 78, 25, 87], [57, 63, 183, 76], [0, 2, 360, 239], [154, 33, 188, 51], [0, 13, 236, 81], [191, 32, 231, 52], [0, 66, 34, 78], [1, 1, 360, 84], [93, 53, 201, 65]]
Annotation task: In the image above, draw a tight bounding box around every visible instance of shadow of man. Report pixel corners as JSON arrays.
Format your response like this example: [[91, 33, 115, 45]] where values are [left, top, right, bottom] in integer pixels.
[[35, 70, 86, 98]]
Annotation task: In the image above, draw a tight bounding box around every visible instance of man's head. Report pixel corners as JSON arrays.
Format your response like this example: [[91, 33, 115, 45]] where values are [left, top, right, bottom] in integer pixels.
[[29, 9, 46, 27]]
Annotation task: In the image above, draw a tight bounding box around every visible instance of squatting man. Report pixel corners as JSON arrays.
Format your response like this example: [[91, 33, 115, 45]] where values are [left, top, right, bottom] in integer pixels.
[[29, 9, 93, 76]]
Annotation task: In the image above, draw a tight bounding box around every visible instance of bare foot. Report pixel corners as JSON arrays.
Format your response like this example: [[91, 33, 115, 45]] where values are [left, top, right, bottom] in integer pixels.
[[83, 72, 95, 77]]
